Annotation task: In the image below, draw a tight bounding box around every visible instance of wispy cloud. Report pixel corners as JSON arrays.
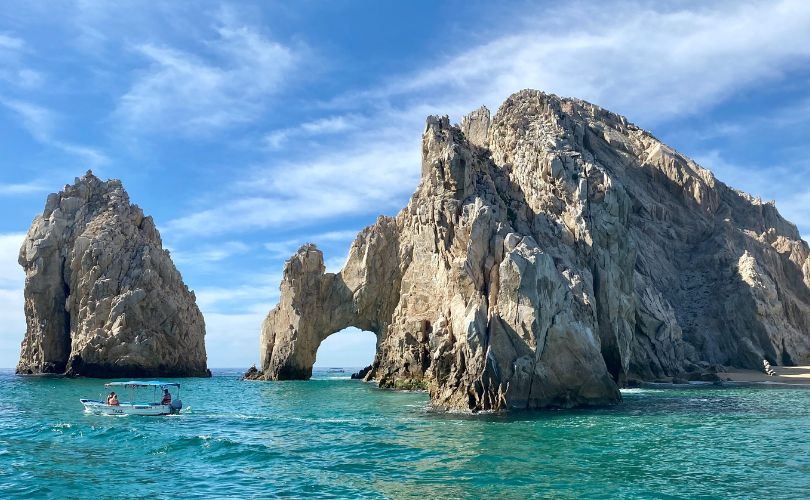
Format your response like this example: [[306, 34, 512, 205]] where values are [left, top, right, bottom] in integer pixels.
[[195, 281, 280, 313], [171, 240, 250, 265], [325, 0, 810, 127], [51, 141, 109, 167], [0, 32, 43, 89], [262, 229, 361, 259], [168, 0, 810, 241], [117, 14, 299, 136], [0, 98, 53, 141], [694, 150, 810, 234], [0, 98, 108, 166], [669, 96, 810, 144], [0, 34, 24, 51], [0, 181, 49, 196], [263, 114, 361, 150], [167, 131, 419, 236], [190, 270, 282, 366], [203, 310, 265, 367], [777, 191, 810, 236]]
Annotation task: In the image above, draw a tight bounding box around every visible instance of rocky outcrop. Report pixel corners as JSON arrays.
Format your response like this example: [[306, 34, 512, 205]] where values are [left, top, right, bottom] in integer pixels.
[[16, 171, 209, 377], [253, 90, 810, 411], [350, 365, 372, 380]]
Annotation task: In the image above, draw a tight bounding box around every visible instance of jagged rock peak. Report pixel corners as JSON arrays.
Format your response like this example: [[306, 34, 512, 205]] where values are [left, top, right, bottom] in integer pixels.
[[253, 89, 810, 412], [460, 105, 491, 148], [16, 171, 209, 377]]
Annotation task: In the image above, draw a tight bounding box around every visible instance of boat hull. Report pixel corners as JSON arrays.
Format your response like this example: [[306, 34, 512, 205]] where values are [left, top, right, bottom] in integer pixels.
[[80, 399, 174, 416]]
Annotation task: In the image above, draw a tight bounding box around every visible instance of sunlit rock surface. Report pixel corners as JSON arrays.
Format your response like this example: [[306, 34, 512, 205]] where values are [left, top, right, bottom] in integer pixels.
[[16, 171, 209, 377], [252, 90, 810, 411]]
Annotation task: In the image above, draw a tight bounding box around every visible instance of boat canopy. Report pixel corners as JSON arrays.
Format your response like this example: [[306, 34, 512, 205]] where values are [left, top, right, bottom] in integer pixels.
[[104, 381, 180, 388]]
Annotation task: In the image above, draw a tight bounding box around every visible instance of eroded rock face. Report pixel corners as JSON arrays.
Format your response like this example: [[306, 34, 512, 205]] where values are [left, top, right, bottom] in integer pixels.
[[255, 90, 810, 411], [16, 171, 209, 377]]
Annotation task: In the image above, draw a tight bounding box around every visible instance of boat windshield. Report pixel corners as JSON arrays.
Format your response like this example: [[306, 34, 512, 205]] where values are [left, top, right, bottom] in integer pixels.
[[104, 381, 180, 389], [101, 381, 180, 406]]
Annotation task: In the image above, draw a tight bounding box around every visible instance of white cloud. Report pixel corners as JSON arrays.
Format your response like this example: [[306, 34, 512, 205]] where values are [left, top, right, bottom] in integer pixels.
[[693, 150, 810, 235], [0, 233, 26, 369], [117, 17, 298, 135], [195, 279, 279, 367], [0, 32, 43, 89], [205, 314, 377, 368], [0, 98, 108, 166], [0, 98, 53, 141], [0, 34, 24, 51], [203, 310, 264, 368], [168, 0, 810, 241], [167, 133, 420, 236], [194, 278, 280, 314], [777, 190, 810, 236], [324, 252, 350, 274], [0, 181, 49, 196], [262, 240, 301, 260], [171, 240, 250, 265], [671, 96, 810, 144], [195, 263, 373, 368], [692, 151, 768, 195], [52, 142, 109, 168], [338, 0, 810, 126], [315, 229, 362, 242], [263, 114, 361, 150], [262, 229, 360, 260]]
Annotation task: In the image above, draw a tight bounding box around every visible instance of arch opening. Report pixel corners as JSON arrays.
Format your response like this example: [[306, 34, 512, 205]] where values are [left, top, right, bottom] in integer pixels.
[[313, 327, 377, 378]]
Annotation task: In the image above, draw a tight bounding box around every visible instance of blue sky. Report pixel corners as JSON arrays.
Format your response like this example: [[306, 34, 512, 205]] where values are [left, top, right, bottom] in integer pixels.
[[0, 0, 809, 369]]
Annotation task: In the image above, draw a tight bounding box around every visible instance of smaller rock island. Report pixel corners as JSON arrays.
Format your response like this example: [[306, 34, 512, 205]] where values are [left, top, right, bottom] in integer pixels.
[[16, 171, 209, 378]]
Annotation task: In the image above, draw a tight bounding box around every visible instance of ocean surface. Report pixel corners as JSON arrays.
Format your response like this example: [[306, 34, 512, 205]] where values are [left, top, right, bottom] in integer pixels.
[[1, 369, 809, 499]]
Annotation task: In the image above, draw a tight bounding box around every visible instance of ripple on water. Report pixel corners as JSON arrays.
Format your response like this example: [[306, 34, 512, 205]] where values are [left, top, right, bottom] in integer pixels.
[[0, 370, 809, 497]]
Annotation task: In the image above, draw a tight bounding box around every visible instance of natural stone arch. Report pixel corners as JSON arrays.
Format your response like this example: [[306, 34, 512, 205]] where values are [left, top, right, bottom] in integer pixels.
[[258, 219, 402, 380], [252, 90, 810, 412]]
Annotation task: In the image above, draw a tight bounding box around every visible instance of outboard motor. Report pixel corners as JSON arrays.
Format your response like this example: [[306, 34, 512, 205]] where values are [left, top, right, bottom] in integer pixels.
[[170, 399, 183, 414]]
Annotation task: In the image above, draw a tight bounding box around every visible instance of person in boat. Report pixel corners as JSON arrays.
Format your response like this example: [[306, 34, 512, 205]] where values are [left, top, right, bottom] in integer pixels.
[[161, 388, 172, 405], [107, 392, 120, 406]]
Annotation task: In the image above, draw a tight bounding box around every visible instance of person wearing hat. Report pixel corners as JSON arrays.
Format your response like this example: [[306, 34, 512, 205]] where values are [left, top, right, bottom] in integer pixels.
[[161, 388, 172, 405]]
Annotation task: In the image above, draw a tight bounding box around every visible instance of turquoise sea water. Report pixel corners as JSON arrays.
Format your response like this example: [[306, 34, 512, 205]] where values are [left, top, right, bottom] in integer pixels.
[[1, 369, 809, 499]]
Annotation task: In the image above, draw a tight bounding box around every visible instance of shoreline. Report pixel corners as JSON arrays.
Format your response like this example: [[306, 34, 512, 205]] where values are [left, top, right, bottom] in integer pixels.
[[720, 365, 810, 385], [633, 366, 810, 389]]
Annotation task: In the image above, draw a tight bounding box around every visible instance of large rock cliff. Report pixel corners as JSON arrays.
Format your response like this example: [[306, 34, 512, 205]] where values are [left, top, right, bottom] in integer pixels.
[[16, 171, 209, 377], [253, 90, 810, 411]]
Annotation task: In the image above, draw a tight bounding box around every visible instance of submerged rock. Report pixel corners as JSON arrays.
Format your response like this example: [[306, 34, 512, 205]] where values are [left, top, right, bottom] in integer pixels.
[[16, 171, 209, 377], [255, 90, 810, 411]]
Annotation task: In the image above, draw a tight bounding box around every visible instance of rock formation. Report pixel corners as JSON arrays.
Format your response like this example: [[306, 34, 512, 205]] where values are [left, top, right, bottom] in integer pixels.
[[251, 90, 810, 411], [16, 171, 209, 377]]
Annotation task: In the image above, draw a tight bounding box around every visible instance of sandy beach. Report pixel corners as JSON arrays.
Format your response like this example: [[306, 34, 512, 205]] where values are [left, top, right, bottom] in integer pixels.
[[721, 366, 810, 385]]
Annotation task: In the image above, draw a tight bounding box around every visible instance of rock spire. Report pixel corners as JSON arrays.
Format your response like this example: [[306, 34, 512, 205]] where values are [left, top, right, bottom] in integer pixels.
[[17, 171, 209, 377]]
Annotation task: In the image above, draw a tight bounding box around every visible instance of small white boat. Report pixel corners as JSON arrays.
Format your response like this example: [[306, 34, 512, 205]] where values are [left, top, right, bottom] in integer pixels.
[[81, 380, 183, 416]]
